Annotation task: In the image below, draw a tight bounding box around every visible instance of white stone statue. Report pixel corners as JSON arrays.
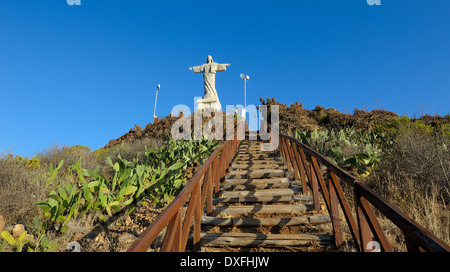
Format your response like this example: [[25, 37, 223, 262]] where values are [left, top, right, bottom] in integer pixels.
[[189, 55, 230, 111]]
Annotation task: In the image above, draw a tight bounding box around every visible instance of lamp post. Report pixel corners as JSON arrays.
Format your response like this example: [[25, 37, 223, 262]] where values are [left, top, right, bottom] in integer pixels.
[[240, 73, 249, 119], [153, 84, 160, 122]]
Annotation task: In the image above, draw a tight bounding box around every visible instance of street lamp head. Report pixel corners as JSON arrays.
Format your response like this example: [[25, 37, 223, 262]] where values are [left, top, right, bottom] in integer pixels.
[[240, 74, 250, 80], [157, 84, 160, 90]]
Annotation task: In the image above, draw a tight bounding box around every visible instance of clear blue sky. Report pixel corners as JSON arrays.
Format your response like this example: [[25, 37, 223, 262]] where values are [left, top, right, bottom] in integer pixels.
[[1, 0, 449, 157]]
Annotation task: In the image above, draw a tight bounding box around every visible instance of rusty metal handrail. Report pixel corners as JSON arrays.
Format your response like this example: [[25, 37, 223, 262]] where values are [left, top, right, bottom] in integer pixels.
[[277, 131, 450, 252], [127, 126, 243, 252]]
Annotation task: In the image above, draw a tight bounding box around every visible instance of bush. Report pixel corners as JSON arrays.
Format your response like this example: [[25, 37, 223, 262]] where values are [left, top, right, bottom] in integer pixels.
[[37, 144, 99, 172], [365, 127, 450, 245], [374, 116, 434, 138], [295, 128, 386, 175], [97, 137, 163, 166], [0, 154, 47, 225], [33, 137, 218, 230]]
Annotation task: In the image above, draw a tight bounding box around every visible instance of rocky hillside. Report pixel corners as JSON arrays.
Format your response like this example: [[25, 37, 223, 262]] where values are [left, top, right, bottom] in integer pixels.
[[259, 97, 450, 135], [106, 98, 449, 148]]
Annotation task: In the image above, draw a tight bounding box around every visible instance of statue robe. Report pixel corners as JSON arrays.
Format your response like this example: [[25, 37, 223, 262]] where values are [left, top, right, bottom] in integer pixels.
[[190, 62, 229, 100]]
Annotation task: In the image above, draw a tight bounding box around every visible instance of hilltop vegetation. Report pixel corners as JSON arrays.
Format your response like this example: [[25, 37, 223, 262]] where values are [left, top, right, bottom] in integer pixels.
[[104, 110, 238, 149], [259, 97, 449, 133]]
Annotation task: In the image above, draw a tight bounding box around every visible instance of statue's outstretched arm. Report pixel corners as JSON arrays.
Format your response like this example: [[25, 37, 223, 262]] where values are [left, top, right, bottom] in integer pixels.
[[189, 65, 204, 73], [215, 63, 231, 72]]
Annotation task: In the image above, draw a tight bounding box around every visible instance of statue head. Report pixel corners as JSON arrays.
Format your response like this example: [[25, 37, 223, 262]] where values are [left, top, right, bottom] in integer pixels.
[[206, 55, 214, 63]]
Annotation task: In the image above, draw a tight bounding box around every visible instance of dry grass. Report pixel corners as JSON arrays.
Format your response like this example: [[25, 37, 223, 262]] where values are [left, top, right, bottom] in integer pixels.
[[366, 129, 450, 246], [0, 153, 47, 225], [100, 137, 163, 164], [328, 128, 450, 251]]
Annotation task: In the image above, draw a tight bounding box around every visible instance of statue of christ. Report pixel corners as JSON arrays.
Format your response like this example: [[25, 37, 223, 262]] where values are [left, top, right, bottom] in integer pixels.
[[189, 55, 230, 100]]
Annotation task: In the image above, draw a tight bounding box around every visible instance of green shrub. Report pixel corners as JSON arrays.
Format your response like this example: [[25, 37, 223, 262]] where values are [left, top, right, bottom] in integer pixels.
[[34, 137, 218, 227], [37, 144, 98, 172], [295, 128, 385, 176], [375, 116, 434, 137]]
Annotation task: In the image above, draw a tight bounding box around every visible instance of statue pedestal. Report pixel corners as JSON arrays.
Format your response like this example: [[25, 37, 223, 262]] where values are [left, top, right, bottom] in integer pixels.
[[197, 97, 222, 112]]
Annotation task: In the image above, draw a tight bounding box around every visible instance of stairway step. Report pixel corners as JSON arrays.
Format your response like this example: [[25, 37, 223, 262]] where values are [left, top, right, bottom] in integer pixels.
[[235, 153, 277, 156], [230, 163, 285, 170], [213, 195, 313, 204], [227, 169, 286, 179], [232, 160, 283, 165], [223, 177, 296, 189], [219, 188, 302, 198], [236, 151, 272, 154], [221, 180, 300, 191], [234, 157, 275, 161], [211, 204, 312, 217], [237, 147, 271, 151], [229, 167, 286, 172], [238, 149, 264, 152], [200, 232, 332, 247], [224, 177, 292, 185], [237, 146, 265, 149], [232, 160, 284, 166], [235, 154, 274, 159], [232, 159, 284, 166], [226, 170, 294, 179], [236, 151, 270, 154], [259, 144, 278, 152], [201, 214, 331, 227], [233, 157, 282, 162]]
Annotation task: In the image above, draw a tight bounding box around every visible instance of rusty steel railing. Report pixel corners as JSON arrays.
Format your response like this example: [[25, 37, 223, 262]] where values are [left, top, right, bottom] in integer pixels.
[[127, 127, 243, 252], [277, 130, 450, 252]]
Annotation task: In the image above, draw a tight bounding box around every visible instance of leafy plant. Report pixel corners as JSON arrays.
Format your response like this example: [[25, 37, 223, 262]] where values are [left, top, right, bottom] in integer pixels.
[[295, 128, 385, 175], [1, 230, 27, 252], [35, 136, 219, 226], [46, 159, 64, 187], [35, 181, 81, 232], [21, 216, 66, 252]]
